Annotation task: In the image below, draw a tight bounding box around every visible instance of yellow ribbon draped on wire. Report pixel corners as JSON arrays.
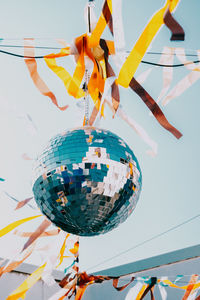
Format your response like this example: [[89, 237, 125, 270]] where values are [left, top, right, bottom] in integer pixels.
[[0, 215, 42, 238], [7, 263, 46, 300], [44, 57, 85, 99], [44, 47, 71, 59], [116, 0, 181, 88]]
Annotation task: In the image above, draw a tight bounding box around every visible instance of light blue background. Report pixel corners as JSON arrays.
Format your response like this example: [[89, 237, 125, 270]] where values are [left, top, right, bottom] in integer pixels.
[[0, 0, 199, 274]]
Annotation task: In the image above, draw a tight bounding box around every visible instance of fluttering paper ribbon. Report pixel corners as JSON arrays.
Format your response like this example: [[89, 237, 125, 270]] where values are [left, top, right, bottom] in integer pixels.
[[44, 38, 85, 99], [24, 39, 68, 111], [15, 197, 33, 210], [21, 0, 186, 141], [139, 277, 157, 299], [157, 47, 175, 104], [14, 228, 60, 238], [125, 282, 144, 300], [158, 284, 167, 300], [0, 215, 42, 238], [175, 48, 200, 71], [163, 49, 200, 106], [41, 231, 70, 287], [4, 192, 35, 210], [57, 233, 70, 267], [6, 263, 46, 300], [129, 77, 182, 139], [88, 0, 112, 48], [163, 71, 200, 106], [111, 0, 126, 71], [22, 218, 51, 251], [113, 277, 135, 291], [163, 8, 185, 41], [0, 243, 35, 277], [100, 39, 120, 112], [136, 68, 153, 86], [116, 0, 181, 88], [182, 275, 199, 300], [117, 106, 158, 156]]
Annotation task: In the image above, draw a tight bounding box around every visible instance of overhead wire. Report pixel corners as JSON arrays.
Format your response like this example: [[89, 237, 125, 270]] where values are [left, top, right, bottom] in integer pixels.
[[0, 47, 199, 67], [0, 44, 199, 57], [86, 213, 200, 272]]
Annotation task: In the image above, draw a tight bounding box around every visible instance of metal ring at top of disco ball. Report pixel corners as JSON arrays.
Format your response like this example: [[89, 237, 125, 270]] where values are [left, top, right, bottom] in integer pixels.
[[32, 127, 142, 236]]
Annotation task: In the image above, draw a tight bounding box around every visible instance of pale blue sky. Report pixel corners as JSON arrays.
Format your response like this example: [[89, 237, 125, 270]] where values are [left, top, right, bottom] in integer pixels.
[[0, 0, 199, 274]]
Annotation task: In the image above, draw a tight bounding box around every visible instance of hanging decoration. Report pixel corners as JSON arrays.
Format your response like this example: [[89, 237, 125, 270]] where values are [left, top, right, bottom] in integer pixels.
[[32, 127, 142, 236], [22, 0, 184, 143]]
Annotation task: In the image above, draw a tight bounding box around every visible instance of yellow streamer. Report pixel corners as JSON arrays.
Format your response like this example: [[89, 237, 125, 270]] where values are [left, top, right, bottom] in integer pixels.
[[57, 233, 70, 267], [0, 215, 42, 238], [161, 279, 200, 290], [44, 57, 85, 99], [88, 0, 112, 48], [116, 0, 180, 88], [7, 263, 46, 300], [136, 283, 147, 300], [44, 47, 71, 59]]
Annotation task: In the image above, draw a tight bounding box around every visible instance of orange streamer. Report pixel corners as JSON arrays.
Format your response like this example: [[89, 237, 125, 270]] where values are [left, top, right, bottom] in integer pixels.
[[24, 39, 68, 111]]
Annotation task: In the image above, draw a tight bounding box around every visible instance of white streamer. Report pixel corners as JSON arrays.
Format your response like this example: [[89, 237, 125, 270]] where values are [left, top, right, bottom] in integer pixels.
[[112, 0, 127, 72], [163, 49, 200, 106], [157, 47, 174, 104], [125, 282, 143, 300], [136, 68, 153, 85], [117, 107, 158, 156]]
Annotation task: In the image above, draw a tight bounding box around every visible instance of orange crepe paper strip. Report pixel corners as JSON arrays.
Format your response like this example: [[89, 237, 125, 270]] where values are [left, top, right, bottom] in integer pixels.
[[89, 106, 99, 125], [7, 263, 46, 300], [75, 283, 92, 300], [117, 0, 181, 88], [14, 228, 60, 238], [75, 35, 105, 110], [24, 39, 68, 111], [0, 243, 35, 277], [15, 197, 33, 210], [105, 40, 115, 55], [0, 215, 42, 238], [22, 219, 51, 252], [59, 272, 136, 300], [69, 241, 79, 255], [84, 37, 105, 103], [182, 275, 199, 300]]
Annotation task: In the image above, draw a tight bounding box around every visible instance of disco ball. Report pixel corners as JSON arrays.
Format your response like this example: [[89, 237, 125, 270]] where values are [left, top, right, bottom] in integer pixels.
[[32, 127, 142, 236]]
